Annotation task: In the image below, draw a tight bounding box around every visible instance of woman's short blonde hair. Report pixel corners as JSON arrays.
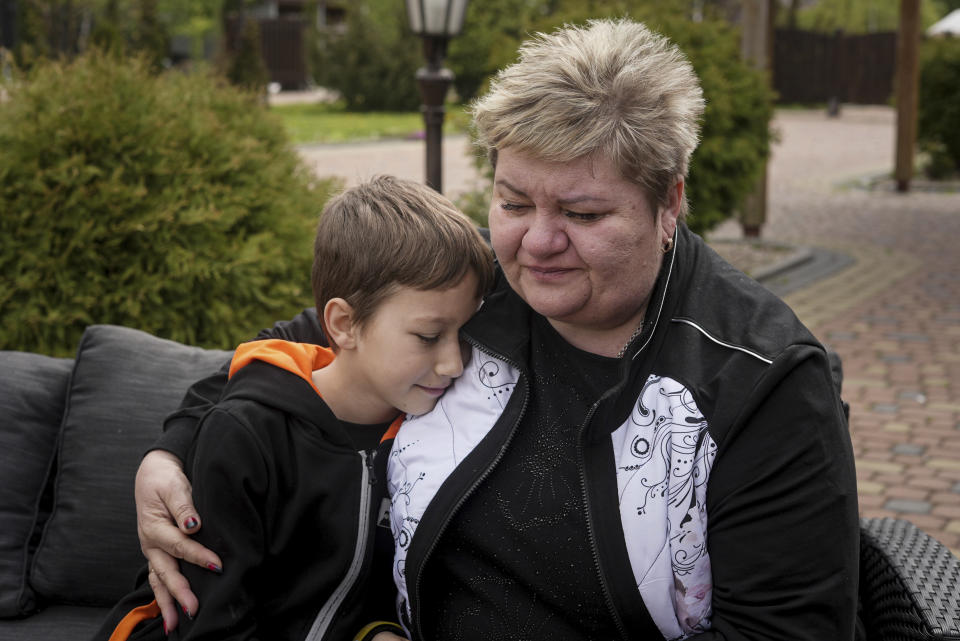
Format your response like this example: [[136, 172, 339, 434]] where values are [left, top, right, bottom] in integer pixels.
[[312, 175, 495, 345], [471, 18, 705, 216]]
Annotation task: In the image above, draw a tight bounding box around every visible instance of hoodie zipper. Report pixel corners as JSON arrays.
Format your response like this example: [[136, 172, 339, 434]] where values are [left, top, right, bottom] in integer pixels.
[[410, 338, 529, 641], [305, 449, 376, 641]]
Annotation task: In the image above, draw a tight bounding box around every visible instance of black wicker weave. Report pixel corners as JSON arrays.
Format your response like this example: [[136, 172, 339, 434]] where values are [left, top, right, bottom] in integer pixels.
[[859, 517, 960, 640]]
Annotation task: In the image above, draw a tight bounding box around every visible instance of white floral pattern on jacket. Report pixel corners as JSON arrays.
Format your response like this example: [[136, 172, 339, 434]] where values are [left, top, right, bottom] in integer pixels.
[[612, 374, 717, 639]]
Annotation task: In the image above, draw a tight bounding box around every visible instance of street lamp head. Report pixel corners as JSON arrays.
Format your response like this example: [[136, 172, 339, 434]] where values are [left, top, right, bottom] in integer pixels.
[[405, 0, 469, 38], [406, 0, 469, 194]]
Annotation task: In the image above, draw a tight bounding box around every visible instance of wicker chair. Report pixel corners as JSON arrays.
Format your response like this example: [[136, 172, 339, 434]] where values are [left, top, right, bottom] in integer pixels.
[[858, 517, 960, 640]]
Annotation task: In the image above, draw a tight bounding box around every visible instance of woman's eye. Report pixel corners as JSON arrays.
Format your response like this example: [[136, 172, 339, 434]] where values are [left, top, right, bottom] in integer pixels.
[[564, 210, 600, 222], [499, 201, 525, 212], [416, 334, 440, 344]]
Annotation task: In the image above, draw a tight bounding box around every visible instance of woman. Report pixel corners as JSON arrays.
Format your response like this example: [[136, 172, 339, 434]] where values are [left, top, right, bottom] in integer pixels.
[[136, 18, 859, 640]]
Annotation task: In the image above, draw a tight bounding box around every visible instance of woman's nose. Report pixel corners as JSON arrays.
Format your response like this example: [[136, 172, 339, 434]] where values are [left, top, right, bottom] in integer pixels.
[[521, 212, 567, 256]]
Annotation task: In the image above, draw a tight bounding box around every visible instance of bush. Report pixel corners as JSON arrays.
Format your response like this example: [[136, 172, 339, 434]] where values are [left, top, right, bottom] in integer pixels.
[[308, 0, 422, 111], [918, 37, 960, 178], [0, 52, 337, 356], [226, 17, 270, 95], [447, 0, 533, 103], [668, 16, 775, 233]]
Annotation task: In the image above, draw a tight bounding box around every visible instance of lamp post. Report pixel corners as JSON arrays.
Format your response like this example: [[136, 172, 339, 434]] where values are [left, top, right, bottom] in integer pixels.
[[405, 0, 469, 194]]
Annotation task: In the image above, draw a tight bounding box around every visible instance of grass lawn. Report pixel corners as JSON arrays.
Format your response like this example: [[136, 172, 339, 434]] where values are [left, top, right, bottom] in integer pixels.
[[271, 101, 470, 144]]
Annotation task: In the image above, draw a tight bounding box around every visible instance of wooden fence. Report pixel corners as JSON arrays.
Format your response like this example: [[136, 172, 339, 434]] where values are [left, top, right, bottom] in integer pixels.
[[773, 28, 897, 105]]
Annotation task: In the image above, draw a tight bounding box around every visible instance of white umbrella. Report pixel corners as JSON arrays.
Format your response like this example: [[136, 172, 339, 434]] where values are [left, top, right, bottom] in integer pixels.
[[927, 8, 960, 36]]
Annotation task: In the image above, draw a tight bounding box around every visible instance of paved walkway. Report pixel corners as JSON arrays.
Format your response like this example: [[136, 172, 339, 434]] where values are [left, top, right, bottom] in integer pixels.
[[297, 136, 485, 200], [299, 106, 960, 555], [713, 106, 960, 555]]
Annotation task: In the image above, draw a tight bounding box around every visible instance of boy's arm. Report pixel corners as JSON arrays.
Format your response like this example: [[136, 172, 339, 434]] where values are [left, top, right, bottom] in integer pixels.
[[174, 407, 272, 641], [153, 308, 326, 462], [137, 308, 327, 631]]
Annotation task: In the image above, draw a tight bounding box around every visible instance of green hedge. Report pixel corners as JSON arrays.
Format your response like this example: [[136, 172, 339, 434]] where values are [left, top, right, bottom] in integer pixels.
[[0, 53, 337, 356], [918, 37, 960, 179]]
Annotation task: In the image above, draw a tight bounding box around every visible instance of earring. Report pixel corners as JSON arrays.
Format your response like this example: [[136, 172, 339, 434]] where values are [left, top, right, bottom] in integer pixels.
[[662, 237, 674, 254]]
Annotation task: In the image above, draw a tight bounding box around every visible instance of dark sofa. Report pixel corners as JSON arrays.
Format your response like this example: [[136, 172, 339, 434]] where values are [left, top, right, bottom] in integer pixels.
[[0, 325, 231, 640], [1, 324, 958, 640]]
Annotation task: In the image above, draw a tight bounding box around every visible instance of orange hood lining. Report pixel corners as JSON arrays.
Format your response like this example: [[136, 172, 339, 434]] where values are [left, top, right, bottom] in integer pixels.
[[228, 339, 402, 443]]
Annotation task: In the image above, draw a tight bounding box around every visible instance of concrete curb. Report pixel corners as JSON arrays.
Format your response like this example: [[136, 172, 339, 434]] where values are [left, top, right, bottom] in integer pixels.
[[759, 246, 856, 297], [752, 245, 815, 282], [710, 238, 855, 298]]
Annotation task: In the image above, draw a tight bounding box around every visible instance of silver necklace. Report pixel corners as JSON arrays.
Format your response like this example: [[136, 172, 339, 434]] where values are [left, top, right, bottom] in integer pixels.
[[616, 323, 644, 359]]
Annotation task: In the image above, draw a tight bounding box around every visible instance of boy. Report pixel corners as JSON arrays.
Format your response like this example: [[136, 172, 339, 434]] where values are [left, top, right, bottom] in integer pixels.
[[94, 175, 495, 641]]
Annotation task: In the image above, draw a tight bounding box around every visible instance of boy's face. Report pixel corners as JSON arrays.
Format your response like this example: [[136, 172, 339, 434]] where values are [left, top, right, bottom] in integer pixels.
[[352, 272, 480, 419]]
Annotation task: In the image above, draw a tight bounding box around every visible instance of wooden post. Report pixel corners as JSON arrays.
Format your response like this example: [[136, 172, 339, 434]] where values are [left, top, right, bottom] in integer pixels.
[[894, 0, 921, 192], [827, 29, 844, 117], [739, 0, 772, 238], [0, 0, 17, 51]]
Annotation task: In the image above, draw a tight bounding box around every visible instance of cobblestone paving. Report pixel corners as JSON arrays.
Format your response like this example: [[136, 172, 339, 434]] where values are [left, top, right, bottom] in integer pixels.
[[298, 105, 960, 555], [713, 106, 960, 555]]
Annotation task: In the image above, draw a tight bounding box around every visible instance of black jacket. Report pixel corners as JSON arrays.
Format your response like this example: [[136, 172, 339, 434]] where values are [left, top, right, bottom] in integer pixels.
[[386, 223, 858, 640]]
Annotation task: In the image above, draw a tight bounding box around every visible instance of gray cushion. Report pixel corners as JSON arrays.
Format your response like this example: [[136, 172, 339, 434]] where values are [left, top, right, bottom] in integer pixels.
[[0, 352, 73, 617], [0, 604, 111, 641], [30, 325, 232, 606]]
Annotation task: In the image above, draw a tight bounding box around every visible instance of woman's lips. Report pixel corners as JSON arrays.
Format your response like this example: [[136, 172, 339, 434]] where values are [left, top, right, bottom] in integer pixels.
[[523, 265, 575, 281]]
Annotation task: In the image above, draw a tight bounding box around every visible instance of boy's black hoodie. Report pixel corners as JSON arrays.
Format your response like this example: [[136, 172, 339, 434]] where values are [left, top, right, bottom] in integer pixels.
[[93, 341, 399, 641]]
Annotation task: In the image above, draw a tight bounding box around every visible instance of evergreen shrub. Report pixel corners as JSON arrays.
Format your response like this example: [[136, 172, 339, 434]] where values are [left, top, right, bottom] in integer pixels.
[[0, 53, 337, 356], [309, 0, 421, 111], [918, 37, 960, 178], [446, 0, 533, 103], [226, 18, 270, 94], [669, 17, 775, 233]]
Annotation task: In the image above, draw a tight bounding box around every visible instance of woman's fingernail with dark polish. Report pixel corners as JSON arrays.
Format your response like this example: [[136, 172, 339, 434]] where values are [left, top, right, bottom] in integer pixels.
[[182, 605, 193, 620], [207, 563, 222, 573], [183, 517, 199, 529]]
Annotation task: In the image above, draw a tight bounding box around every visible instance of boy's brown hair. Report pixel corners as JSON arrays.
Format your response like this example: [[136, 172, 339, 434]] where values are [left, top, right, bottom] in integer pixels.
[[312, 175, 495, 347]]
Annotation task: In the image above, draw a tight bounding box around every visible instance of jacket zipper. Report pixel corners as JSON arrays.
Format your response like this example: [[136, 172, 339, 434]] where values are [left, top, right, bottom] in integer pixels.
[[576, 236, 674, 638], [578, 400, 631, 641], [411, 338, 529, 641], [305, 449, 376, 641]]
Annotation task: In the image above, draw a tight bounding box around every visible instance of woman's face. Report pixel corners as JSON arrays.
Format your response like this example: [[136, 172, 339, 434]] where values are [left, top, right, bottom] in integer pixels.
[[488, 147, 681, 354]]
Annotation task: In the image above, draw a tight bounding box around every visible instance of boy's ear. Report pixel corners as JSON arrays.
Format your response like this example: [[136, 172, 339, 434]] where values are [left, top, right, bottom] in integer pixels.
[[323, 298, 359, 350]]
